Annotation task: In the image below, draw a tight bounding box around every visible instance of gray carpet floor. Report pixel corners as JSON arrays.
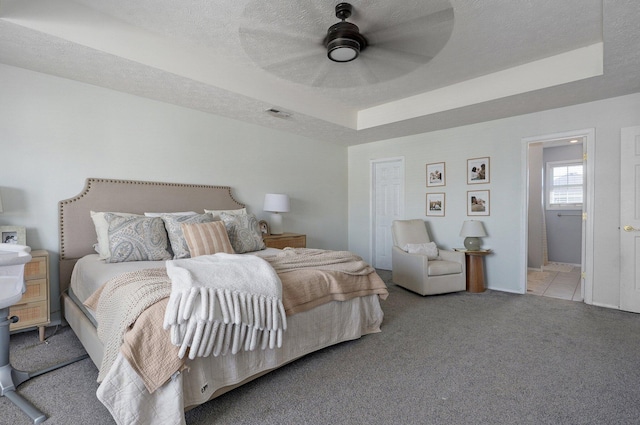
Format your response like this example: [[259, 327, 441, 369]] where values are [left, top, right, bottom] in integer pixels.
[[3, 270, 640, 424]]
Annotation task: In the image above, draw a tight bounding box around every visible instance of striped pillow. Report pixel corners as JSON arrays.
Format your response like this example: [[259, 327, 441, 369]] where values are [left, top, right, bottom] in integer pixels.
[[181, 221, 234, 257]]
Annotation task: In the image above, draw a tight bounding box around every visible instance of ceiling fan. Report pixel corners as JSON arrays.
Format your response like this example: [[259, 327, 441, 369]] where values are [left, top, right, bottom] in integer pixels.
[[239, 1, 455, 88], [324, 3, 367, 63]]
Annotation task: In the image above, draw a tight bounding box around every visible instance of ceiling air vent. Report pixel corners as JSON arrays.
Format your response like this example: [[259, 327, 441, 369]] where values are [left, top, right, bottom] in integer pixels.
[[265, 108, 292, 119]]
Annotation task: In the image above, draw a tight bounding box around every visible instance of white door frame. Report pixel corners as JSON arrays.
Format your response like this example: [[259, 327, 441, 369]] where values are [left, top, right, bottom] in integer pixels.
[[370, 157, 405, 269], [521, 128, 595, 303]]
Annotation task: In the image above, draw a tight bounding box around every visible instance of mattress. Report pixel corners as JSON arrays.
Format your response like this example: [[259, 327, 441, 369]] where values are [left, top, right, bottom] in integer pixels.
[[70, 249, 282, 316]]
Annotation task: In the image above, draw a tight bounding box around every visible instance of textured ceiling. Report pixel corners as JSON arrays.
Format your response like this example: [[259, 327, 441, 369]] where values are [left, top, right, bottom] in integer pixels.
[[0, 0, 638, 145]]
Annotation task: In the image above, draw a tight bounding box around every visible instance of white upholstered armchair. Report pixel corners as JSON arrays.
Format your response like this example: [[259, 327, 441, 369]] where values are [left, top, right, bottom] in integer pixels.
[[391, 219, 466, 296]]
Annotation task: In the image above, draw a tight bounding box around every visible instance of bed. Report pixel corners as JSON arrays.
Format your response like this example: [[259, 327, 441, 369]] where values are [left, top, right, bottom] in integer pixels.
[[59, 178, 388, 425]]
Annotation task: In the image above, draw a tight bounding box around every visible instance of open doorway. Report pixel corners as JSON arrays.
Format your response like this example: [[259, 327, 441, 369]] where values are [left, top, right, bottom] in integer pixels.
[[522, 129, 595, 304]]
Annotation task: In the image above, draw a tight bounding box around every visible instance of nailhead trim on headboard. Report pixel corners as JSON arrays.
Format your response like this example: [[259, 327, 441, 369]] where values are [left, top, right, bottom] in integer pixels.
[[58, 178, 244, 260]]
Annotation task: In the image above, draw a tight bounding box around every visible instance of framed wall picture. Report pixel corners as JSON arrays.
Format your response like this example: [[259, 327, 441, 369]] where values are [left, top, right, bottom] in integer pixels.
[[467, 190, 490, 216], [0, 226, 26, 245], [258, 220, 270, 235], [467, 157, 490, 184], [426, 162, 446, 187], [426, 193, 445, 216]]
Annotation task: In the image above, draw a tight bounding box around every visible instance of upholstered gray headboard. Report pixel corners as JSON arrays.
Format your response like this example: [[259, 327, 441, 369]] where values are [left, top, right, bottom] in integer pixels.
[[58, 178, 244, 291]]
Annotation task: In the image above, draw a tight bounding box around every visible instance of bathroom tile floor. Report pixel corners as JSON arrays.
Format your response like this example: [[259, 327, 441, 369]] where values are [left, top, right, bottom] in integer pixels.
[[527, 263, 582, 302]]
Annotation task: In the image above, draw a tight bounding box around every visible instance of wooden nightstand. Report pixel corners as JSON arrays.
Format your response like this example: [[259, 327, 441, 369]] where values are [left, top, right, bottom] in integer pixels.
[[263, 233, 306, 249], [10, 249, 50, 341]]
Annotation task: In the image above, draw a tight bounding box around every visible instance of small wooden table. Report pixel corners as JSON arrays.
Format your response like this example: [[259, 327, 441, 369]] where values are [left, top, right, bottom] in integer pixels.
[[462, 250, 492, 293], [9, 250, 50, 341], [263, 233, 306, 249]]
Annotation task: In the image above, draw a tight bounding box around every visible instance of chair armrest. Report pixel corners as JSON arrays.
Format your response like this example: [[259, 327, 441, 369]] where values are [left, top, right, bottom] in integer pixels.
[[392, 246, 429, 278], [438, 249, 465, 264]]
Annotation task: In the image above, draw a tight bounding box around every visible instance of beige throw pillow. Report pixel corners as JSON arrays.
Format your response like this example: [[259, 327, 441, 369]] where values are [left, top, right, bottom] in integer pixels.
[[182, 221, 234, 257]]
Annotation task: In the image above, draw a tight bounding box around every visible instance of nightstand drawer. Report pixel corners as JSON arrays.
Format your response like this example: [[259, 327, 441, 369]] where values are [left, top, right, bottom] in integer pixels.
[[16, 278, 48, 304], [263, 233, 306, 249], [24, 254, 47, 280], [10, 300, 49, 331]]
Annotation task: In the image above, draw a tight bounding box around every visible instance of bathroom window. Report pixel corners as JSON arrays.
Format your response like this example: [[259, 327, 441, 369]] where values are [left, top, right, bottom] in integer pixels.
[[546, 160, 583, 210]]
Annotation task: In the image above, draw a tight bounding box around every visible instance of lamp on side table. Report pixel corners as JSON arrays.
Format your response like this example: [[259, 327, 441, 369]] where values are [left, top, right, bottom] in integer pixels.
[[264, 193, 290, 235]]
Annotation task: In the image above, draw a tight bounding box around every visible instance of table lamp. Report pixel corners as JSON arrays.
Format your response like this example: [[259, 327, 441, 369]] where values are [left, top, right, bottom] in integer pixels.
[[459, 220, 487, 251], [263, 193, 290, 235]]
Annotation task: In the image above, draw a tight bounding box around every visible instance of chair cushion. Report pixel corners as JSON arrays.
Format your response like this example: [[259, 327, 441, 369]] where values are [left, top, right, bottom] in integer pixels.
[[428, 260, 463, 276]]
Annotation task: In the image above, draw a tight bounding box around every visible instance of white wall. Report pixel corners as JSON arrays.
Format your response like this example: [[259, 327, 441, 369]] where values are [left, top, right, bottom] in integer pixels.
[[348, 92, 640, 309], [0, 64, 348, 324]]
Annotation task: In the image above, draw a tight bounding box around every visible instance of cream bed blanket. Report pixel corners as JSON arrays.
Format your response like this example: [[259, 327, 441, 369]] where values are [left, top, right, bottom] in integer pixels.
[[86, 248, 389, 393], [85, 268, 171, 382], [265, 247, 376, 275]]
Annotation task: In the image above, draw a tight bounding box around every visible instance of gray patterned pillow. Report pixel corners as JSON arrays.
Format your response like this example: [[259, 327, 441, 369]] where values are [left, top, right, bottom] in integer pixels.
[[220, 213, 266, 253], [161, 213, 214, 259], [104, 214, 172, 263]]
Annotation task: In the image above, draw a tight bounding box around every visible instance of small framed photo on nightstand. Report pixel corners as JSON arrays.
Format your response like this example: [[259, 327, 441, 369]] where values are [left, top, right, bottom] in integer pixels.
[[0, 226, 26, 245], [258, 220, 270, 235]]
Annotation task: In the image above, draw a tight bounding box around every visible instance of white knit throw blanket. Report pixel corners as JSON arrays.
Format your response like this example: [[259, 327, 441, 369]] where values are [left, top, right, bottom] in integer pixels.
[[163, 253, 286, 360]]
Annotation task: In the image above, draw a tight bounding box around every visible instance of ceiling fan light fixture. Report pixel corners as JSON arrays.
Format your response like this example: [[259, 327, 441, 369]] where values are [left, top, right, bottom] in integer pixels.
[[327, 37, 360, 62], [325, 3, 367, 63]]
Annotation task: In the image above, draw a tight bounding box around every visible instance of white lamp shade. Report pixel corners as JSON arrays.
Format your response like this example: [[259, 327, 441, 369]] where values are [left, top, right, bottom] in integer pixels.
[[264, 193, 290, 213], [459, 220, 487, 237]]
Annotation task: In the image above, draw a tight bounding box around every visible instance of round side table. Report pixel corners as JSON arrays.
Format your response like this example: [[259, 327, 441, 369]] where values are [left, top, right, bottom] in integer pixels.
[[463, 250, 492, 293]]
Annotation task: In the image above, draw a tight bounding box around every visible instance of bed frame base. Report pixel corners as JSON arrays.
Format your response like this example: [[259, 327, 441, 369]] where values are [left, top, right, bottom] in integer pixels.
[[63, 294, 103, 367]]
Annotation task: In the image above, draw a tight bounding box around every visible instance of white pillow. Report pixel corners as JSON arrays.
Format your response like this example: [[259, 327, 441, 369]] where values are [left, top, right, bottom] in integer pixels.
[[144, 211, 197, 217], [403, 242, 439, 260], [204, 208, 247, 220], [91, 211, 141, 260]]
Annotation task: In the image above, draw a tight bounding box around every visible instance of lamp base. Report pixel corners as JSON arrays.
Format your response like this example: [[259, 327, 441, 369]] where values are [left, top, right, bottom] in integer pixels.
[[464, 237, 482, 251], [270, 213, 284, 235]]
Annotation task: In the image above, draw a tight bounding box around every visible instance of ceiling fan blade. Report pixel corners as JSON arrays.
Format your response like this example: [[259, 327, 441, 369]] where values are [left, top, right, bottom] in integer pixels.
[[339, 59, 381, 87], [356, 56, 422, 83], [365, 7, 454, 43], [240, 28, 322, 50], [364, 45, 434, 65], [240, 23, 319, 46], [239, 0, 327, 42], [309, 61, 333, 87], [261, 50, 325, 74], [310, 60, 380, 89]]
